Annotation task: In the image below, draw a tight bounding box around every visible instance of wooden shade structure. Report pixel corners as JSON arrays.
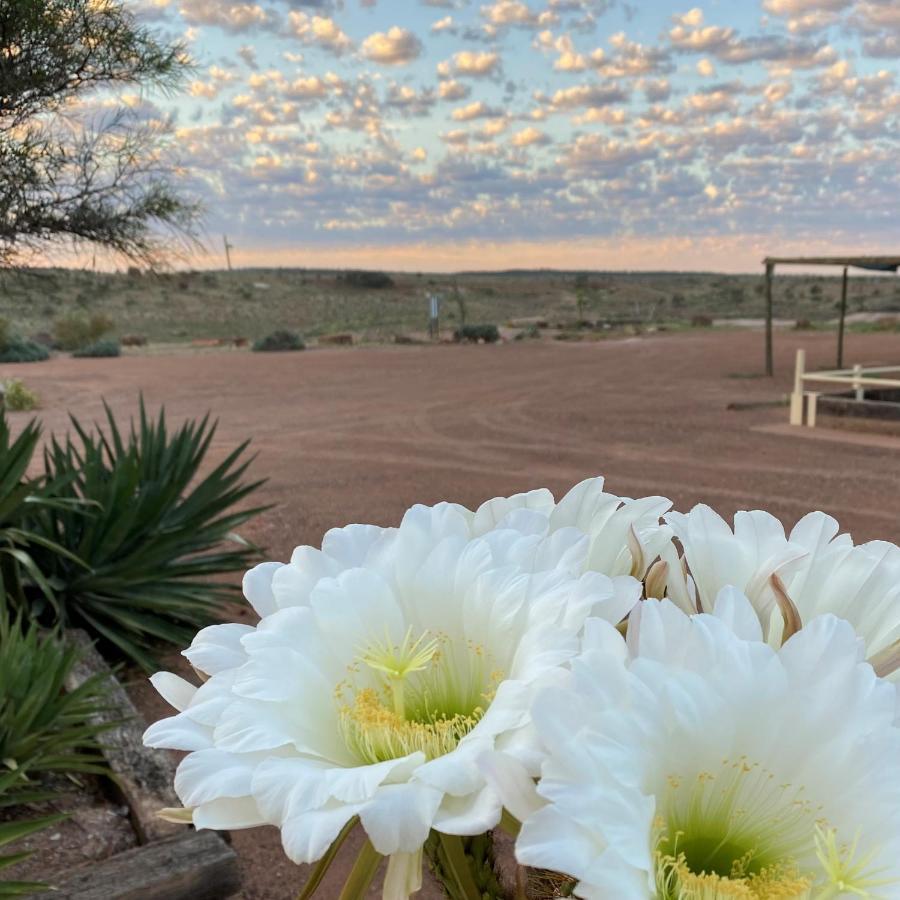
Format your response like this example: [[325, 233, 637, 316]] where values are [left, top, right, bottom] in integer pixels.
[[762, 256, 900, 375]]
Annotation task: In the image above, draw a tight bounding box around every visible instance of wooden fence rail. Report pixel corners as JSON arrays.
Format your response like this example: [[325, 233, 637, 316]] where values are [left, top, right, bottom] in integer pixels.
[[789, 349, 900, 428]]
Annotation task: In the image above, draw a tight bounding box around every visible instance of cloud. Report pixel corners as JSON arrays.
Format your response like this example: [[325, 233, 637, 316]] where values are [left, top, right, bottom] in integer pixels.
[[481, 1, 538, 27], [550, 82, 629, 109], [361, 27, 423, 64], [288, 12, 352, 54], [439, 50, 502, 76], [179, 0, 273, 32], [431, 16, 457, 33], [696, 57, 715, 76], [452, 100, 500, 120], [510, 125, 550, 146], [439, 79, 472, 100]]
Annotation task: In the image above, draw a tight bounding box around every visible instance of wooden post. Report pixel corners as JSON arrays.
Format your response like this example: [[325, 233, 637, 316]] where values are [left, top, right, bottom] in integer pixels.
[[853, 363, 863, 401], [765, 262, 774, 376], [223, 234, 233, 272], [806, 392, 818, 428], [837, 266, 848, 368], [789, 348, 805, 426]]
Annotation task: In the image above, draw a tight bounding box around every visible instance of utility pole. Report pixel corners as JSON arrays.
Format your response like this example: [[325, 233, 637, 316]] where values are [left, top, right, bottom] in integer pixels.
[[223, 234, 234, 272]]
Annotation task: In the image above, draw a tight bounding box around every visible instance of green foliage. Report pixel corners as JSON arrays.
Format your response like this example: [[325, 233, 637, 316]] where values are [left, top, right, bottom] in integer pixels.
[[514, 324, 541, 341], [0, 619, 111, 896], [0, 617, 110, 787], [72, 339, 120, 358], [19, 402, 267, 668], [0, 803, 66, 897], [252, 330, 305, 352], [53, 313, 113, 351], [341, 270, 394, 289], [1, 381, 39, 412], [454, 324, 500, 344], [0, 341, 48, 364], [424, 831, 506, 900], [0, 0, 197, 267], [0, 416, 81, 614]]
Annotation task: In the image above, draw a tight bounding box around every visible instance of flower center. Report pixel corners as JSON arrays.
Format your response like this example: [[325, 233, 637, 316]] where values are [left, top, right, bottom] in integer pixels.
[[655, 758, 821, 900], [336, 627, 502, 764]]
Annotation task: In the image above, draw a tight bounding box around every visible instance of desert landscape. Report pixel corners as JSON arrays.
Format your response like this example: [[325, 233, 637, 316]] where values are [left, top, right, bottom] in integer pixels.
[[4, 323, 899, 897], [2, 267, 899, 347]]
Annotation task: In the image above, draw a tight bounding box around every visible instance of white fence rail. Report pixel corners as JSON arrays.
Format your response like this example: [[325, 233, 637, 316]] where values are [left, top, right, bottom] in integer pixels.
[[789, 349, 900, 427]]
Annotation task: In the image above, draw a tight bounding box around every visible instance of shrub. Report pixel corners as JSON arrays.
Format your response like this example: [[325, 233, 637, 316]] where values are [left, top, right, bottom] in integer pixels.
[[342, 270, 394, 289], [253, 330, 305, 352], [0, 318, 9, 351], [2, 379, 39, 412], [72, 339, 120, 358], [514, 324, 541, 341], [0, 617, 111, 894], [0, 339, 49, 363], [53, 313, 114, 351], [121, 334, 147, 347], [21, 402, 267, 668], [454, 324, 500, 344], [690, 315, 713, 327]]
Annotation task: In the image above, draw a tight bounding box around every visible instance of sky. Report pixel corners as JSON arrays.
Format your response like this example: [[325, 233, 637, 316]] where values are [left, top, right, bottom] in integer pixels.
[[124, 0, 900, 271]]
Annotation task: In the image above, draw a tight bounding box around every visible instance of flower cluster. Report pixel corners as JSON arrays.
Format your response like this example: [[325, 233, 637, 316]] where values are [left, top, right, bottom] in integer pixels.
[[144, 477, 900, 900]]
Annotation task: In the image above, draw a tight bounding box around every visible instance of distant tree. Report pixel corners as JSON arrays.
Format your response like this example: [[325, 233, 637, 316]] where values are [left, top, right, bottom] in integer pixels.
[[0, 0, 198, 268]]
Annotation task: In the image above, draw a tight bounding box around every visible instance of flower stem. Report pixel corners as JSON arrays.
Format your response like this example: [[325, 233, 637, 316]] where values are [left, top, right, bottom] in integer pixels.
[[438, 832, 483, 900], [297, 817, 357, 900], [337, 837, 383, 900]]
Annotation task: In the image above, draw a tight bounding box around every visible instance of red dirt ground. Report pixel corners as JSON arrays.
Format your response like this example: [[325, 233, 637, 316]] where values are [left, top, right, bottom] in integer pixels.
[[8, 328, 900, 898]]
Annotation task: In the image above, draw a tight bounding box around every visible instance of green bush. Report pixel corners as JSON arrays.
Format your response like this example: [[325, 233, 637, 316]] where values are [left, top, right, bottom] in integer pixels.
[[454, 324, 500, 344], [0, 417, 76, 613], [20, 402, 267, 669], [0, 617, 111, 895], [341, 270, 394, 289], [514, 324, 541, 341], [72, 340, 120, 358], [53, 313, 114, 351], [2, 379, 39, 412], [0, 339, 49, 363], [252, 330, 305, 352]]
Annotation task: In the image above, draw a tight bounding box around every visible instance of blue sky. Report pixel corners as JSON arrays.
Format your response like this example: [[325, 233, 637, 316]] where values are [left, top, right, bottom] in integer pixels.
[[126, 0, 900, 271]]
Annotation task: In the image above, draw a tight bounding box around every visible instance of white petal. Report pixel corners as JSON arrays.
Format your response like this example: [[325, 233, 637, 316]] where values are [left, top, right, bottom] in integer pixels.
[[149, 672, 197, 712], [174, 749, 256, 807], [476, 750, 544, 824], [192, 796, 266, 830], [359, 783, 443, 855], [384, 849, 423, 900], [183, 623, 253, 675], [711, 586, 764, 642], [143, 713, 213, 751], [243, 561, 284, 617], [280, 804, 363, 864], [432, 785, 502, 835]]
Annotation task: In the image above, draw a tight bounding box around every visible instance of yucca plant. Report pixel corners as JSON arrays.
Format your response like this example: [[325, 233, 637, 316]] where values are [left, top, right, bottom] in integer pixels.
[[0, 617, 111, 896], [27, 401, 267, 669], [0, 415, 84, 614]]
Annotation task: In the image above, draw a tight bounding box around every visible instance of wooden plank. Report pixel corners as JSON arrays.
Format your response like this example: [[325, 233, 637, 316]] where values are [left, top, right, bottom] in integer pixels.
[[837, 266, 848, 368], [32, 831, 239, 900], [764, 256, 900, 270], [64, 630, 180, 843], [765, 263, 774, 376]]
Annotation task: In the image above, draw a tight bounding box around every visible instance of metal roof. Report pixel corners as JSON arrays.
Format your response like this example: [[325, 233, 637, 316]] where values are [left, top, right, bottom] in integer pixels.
[[763, 256, 900, 272]]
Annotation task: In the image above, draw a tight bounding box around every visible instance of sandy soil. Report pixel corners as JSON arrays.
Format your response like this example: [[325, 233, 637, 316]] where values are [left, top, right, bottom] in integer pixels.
[[7, 328, 900, 898]]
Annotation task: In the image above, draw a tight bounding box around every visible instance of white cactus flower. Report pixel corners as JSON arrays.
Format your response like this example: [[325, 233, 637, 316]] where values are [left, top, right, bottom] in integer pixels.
[[661, 505, 900, 677], [508, 593, 900, 899], [144, 500, 640, 899]]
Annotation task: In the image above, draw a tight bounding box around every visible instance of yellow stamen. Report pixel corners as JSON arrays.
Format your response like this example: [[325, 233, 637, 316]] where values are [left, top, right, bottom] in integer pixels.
[[814, 826, 898, 899]]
